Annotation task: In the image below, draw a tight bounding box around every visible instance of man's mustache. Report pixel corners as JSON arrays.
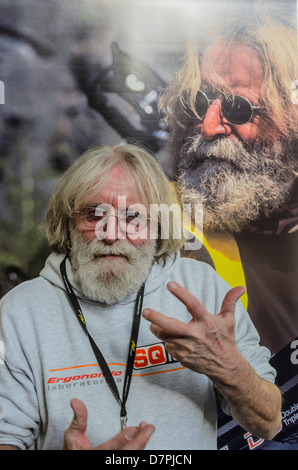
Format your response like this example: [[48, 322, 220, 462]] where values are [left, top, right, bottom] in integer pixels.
[[178, 134, 256, 172], [88, 240, 136, 259]]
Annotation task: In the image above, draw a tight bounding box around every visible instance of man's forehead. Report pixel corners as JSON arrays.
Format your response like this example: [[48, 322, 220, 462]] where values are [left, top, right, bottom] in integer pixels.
[[83, 187, 146, 207], [201, 42, 263, 90], [82, 170, 148, 208]]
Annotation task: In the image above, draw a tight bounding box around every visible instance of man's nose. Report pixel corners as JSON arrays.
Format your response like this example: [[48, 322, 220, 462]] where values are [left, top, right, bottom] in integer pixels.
[[198, 101, 231, 141]]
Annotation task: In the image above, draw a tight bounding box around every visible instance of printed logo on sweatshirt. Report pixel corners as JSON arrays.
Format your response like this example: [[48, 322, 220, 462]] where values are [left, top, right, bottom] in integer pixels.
[[133, 342, 177, 370], [46, 342, 186, 390]]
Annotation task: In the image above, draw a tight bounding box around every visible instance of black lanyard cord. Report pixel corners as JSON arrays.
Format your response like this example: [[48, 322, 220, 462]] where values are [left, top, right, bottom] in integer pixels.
[[60, 253, 145, 429]]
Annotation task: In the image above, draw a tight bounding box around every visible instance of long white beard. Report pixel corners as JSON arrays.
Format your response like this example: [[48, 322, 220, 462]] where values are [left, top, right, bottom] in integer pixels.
[[70, 228, 156, 304], [177, 135, 296, 232]]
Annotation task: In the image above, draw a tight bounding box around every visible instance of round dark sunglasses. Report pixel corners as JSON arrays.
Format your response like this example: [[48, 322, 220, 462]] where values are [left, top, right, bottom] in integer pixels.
[[180, 90, 265, 126]]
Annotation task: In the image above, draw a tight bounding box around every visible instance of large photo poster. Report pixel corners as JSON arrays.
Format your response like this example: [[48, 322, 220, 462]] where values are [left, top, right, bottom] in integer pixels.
[[0, 0, 297, 450]]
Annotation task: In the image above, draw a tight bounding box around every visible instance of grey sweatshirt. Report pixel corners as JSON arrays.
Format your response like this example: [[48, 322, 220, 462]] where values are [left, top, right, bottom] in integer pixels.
[[0, 252, 276, 450]]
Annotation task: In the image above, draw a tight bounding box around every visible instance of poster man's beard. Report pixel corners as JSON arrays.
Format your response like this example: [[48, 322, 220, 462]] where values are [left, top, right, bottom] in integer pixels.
[[70, 228, 156, 304], [177, 134, 296, 232]]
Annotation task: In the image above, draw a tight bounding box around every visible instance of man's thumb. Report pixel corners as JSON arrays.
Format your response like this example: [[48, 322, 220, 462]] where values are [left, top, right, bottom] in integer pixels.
[[63, 398, 90, 449], [220, 286, 246, 316], [69, 398, 88, 433]]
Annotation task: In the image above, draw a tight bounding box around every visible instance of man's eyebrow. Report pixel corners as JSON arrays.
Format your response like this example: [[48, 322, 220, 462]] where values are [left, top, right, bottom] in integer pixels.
[[79, 202, 109, 211], [84, 202, 106, 207], [84, 203, 132, 212]]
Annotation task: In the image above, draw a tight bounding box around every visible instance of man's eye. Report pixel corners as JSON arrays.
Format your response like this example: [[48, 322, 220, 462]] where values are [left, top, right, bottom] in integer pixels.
[[125, 211, 139, 221], [86, 209, 106, 221], [94, 208, 109, 218], [85, 210, 97, 220]]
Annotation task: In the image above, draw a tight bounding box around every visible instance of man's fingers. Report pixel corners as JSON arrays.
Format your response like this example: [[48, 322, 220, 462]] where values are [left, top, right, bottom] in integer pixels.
[[63, 399, 91, 450], [122, 423, 155, 450], [143, 283, 247, 341], [98, 423, 155, 450], [220, 286, 246, 316], [97, 426, 139, 450], [142, 308, 188, 339], [142, 281, 210, 338], [69, 398, 88, 432], [63, 399, 154, 450], [166, 282, 209, 320], [166, 282, 246, 320]]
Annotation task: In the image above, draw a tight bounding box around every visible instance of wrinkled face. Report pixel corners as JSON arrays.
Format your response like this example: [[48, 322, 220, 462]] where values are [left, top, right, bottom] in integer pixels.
[[177, 42, 295, 232], [73, 163, 152, 247], [197, 42, 279, 144], [70, 163, 156, 304]]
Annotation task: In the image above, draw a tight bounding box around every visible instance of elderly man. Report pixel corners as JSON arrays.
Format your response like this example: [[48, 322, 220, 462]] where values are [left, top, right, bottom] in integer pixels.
[[160, 15, 297, 448], [0, 144, 281, 450]]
